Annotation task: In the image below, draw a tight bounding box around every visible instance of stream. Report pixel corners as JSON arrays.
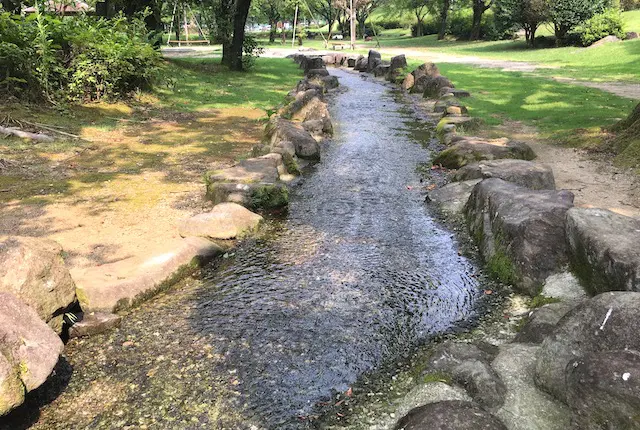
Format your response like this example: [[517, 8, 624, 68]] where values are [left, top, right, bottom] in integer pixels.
[[4, 69, 483, 430]]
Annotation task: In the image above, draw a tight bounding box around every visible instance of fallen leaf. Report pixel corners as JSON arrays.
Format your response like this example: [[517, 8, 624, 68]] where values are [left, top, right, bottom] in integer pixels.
[[484, 290, 493, 295], [345, 387, 353, 397]]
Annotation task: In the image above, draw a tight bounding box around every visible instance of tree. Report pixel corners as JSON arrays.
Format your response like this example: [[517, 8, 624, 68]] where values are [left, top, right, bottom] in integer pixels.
[[494, 0, 549, 47], [390, 0, 433, 37], [310, 0, 338, 39], [548, 0, 607, 43], [252, 0, 282, 42], [334, 0, 380, 39], [229, 0, 251, 70], [470, 0, 493, 40], [437, 0, 451, 39]]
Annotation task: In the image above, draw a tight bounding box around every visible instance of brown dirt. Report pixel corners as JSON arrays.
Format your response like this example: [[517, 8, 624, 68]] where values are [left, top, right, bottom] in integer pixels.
[[490, 120, 640, 218], [0, 103, 265, 269]]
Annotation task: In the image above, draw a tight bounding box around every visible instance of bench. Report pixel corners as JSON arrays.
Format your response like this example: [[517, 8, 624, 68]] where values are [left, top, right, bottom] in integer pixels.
[[167, 40, 210, 46], [331, 42, 345, 50]]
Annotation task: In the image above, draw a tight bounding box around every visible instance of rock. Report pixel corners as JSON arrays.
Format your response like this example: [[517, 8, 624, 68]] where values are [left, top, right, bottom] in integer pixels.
[[394, 401, 508, 430], [589, 35, 621, 47], [315, 75, 339, 90], [0, 292, 63, 416], [434, 99, 464, 114], [301, 56, 324, 72], [412, 62, 441, 81], [401, 73, 415, 91], [68, 312, 122, 338], [436, 117, 483, 136], [390, 54, 407, 70], [535, 292, 640, 402], [446, 105, 468, 117], [565, 208, 640, 294], [566, 350, 640, 430], [427, 180, 482, 217], [347, 57, 357, 67], [514, 302, 578, 344], [366, 50, 381, 72], [0, 236, 76, 333], [206, 154, 282, 185], [493, 343, 571, 430], [72, 237, 223, 313], [441, 88, 471, 98], [626, 31, 639, 40], [306, 68, 329, 78], [267, 117, 320, 161], [281, 89, 322, 118], [541, 271, 587, 302], [354, 55, 367, 71], [465, 179, 574, 295], [178, 203, 263, 240], [333, 53, 346, 66], [434, 139, 537, 170], [453, 160, 555, 190], [411, 75, 435, 94], [423, 76, 455, 99], [295, 78, 324, 94], [373, 64, 390, 77], [291, 97, 333, 135], [321, 55, 335, 65], [427, 342, 505, 410], [302, 119, 325, 136]]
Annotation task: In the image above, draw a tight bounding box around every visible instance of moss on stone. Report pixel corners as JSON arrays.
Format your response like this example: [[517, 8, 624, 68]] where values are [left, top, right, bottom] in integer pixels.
[[249, 185, 289, 211], [529, 294, 561, 309], [282, 152, 301, 176], [423, 371, 452, 385], [433, 149, 464, 169], [487, 249, 518, 285]]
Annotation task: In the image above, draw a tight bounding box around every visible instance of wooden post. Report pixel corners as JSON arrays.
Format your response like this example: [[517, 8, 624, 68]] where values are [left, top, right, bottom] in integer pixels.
[[350, 0, 355, 50], [183, 5, 189, 44], [292, 4, 299, 49]]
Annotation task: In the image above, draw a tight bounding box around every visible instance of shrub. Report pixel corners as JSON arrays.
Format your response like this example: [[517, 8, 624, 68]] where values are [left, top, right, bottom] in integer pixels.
[[0, 11, 163, 102], [575, 7, 626, 46], [621, 0, 640, 10], [548, 0, 609, 43]]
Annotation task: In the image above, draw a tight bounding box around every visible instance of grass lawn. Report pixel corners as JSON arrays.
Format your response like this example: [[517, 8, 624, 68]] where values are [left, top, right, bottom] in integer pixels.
[[0, 57, 301, 268]]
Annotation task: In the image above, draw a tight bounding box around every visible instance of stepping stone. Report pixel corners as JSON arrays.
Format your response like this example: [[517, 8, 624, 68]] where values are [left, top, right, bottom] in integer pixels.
[[178, 203, 263, 240], [433, 137, 536, 169], [566, 208, 640, 294], [465, 179, 574, 296], [453, 159, 555, 190], [71, 237, 223, 313]]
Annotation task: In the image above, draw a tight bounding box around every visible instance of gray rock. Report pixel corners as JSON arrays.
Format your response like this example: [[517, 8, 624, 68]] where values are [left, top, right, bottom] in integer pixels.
[[291, 97, 333, 135], [514, 302, 578, 344], [321, 54, 335, 65], [441, 88, 471, 98], [453, 159, 555, 190], [205, 154, 282, 185], [434, 100, 465, 114], [68, 312, 122, 338], [306, 68, 329, 78], [354, 55, 367, 71], [301, 56, 324, 72], [281, 89, 321, 118], [427, 180, 482, 217], [373, 64, 390, 77], [178, 202, 263, 240], [566, 349, 640, 430], [412, 62, 441, 81], [566, 208, 640, 294], [390, 54, 407, 70], [366, 50, 382, 72], [535, 292, 640, 403], [589, 35, 620, 47], [315, 75, 339, 90], [626, 32, 639, 40], [465, 179, 574, 295], [493, 343, 571, 430], [0, 292, 63, 416], [424, 76, 455, 99], [0, 236, 76, 333], [427, 341, 505, 410], [394, 400, 508, 430], [542, 272, 587, 302], [401, 73, 415, 91], [347, 57, 357, 67], [434, 138, 537, 170], [333, 53, 347, 66], [295, 78, 324, 94], [266, 117, 320, 161]]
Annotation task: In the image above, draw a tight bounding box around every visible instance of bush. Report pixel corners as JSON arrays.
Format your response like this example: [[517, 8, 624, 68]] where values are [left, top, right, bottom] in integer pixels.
[[621, 0, 640, 10], [575, 7, 626, 45], [376, 18, 405, 29], [0, 12, 163, 102]]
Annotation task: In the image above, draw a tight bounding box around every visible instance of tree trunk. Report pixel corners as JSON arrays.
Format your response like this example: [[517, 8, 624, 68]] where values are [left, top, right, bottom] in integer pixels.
[[1, 0, 20, 13], [229, 0, 252, 71], [438, 0, 451, 40], [269, 19, 277, 43], [470, 6, 483, 40], [415, 11, 423, 37]]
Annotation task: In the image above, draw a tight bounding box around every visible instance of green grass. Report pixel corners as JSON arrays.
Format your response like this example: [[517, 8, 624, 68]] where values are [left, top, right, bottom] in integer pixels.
[[155, 57, 303, 111], [405, 60, 636, 141]]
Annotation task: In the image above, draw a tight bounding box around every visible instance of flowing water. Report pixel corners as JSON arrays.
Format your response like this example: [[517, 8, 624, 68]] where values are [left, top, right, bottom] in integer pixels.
[[4, 69, 482, 430]]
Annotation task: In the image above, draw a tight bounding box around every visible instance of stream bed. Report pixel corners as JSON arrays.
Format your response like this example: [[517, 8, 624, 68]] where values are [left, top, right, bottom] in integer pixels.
[[4, 69, 485, 430]]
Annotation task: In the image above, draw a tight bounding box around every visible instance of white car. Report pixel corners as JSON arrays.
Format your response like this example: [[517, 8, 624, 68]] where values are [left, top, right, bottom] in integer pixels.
[[331, 34, 344, 40]]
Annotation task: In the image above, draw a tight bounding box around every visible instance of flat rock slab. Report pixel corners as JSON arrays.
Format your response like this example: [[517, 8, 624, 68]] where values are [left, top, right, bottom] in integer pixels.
[[465, 179, 574, 296], [178, 203, 263, 240], [427, 179, 482, 217], [567, 350, 640, 430], [434, 138, 536, 169], [72, 237, 223, 313], [0, 292, 63, 416], [394, 400, 508, 430], [566, 208, 640, 294], [493, 343, 571, 430], [514, 301, 578, 344], [535, 292, 640, 403], [206, 154, 282, 184], [267, 118, 320, 161], [453, 159, 555, 190], [0, 236, 76, 333], [68, 312, 122, 338]]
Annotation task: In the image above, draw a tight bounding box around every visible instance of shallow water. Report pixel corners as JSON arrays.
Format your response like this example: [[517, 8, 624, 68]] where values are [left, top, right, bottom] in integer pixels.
[[4, 69, 481, 430]]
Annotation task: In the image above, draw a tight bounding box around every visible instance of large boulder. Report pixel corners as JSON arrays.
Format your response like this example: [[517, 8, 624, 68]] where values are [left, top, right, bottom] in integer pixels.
[[394, 401, 508, 430], [410, 62, 441, 88], [390, 54, 407, 70], [0, 292, 63, 416], [424, 76, 455, 99], [354, 55, 367, 71], [306, 68, 329, 79], [178, 203, 263, 240], [314, 75, 339, 91], [373, 64, 391, 78], [266, 117, 320, 161], [465, 179, 574, 295], [280, 89, 322, 119], [411, 75, 435, 94], [426, 342, 506, 411], [433, 138, 537, 169], [514, 302, 578, 344], [535, 292, 640, 403], [427, 179, 482, 217], [453, 160, 555, 191], [366, 49, 382, 72], [565, 208, 640, 294], [566, 350, 640, 430], [295, 78, 324, 94], [0, 236, 76, 333], [301, 56, 324, 72], [291, 96, 333, 135], [72, 237, 223, 313]]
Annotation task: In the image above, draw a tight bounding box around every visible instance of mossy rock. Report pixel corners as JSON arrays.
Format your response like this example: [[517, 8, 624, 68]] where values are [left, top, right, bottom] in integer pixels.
[[249, 184, 289, 211], [282, 152, 301, 176]]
